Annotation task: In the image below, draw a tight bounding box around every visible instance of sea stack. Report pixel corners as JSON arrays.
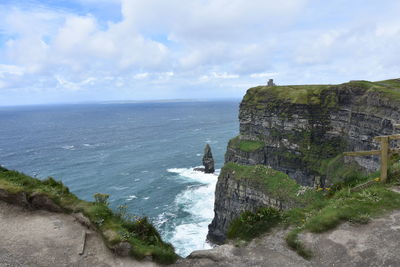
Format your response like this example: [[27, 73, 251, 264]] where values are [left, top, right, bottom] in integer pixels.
[[202, 144, 215, 173]]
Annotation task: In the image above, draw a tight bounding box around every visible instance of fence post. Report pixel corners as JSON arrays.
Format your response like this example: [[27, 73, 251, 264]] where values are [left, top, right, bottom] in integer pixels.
[[380, 137, 389, 183]]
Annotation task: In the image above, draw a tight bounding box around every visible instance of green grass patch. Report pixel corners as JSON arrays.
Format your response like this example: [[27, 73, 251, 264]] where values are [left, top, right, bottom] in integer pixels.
[[227, 207, 281, 241], [221, 162, 323, 205], [285, 228, 312, 259], [283, 181, 400, 258], [228, 136, 265, 152], [243, 78, 400, 108], [243, 84, 332, 105], [0, 167, 178, 264], [223, 161, 400, 259]]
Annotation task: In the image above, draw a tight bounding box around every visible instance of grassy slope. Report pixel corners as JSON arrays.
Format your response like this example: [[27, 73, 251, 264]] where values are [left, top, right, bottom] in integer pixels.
[[0, 167, 178, 264], [243, 79, 400, 105], [225, 160, 400, 259], [222, 162, 322, 206]]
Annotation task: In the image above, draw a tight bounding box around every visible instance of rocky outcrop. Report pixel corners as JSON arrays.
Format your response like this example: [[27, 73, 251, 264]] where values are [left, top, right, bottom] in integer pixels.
[[208, 79, 400, 243], [203, 144, 215, 173], [207, 167, 295, 244]]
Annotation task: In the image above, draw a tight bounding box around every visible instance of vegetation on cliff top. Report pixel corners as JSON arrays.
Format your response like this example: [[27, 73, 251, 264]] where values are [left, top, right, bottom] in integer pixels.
[[221, 162, 322, 206], [227, 206, 281, 241], [0, 167, 178, 264], [228, 136, 265, 152], [225, 159, 400, 259], [243, 78, 400, 106]]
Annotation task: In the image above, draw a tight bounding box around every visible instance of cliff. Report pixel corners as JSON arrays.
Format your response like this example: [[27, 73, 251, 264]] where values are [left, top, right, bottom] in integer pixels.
[[208, 79, 400, 243], [0, 166, 178, 264]]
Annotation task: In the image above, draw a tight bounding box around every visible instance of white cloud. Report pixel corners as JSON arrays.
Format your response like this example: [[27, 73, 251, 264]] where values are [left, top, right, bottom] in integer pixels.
[[212, 72, 239, 79], [0, 64, 24, 78], [55, 75, 96, 91], [1, 0, 400, 105], [250, 72, 279, 78], [134, 72, 149, 79]]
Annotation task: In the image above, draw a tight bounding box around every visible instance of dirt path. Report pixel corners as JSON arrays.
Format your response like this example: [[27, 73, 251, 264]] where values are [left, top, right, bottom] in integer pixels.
[[174, 208, 400, 267], [0, 201, 157, 267]]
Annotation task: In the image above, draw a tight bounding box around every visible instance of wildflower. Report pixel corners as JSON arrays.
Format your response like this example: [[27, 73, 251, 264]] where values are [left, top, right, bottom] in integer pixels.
[[325, 188, 331, 191], [374, 177, 380, 182], [317, 187, 323, 191]]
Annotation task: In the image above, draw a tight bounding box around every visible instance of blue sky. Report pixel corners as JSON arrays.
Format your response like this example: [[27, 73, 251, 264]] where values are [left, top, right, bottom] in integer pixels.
[[0, 0, 399, 105]]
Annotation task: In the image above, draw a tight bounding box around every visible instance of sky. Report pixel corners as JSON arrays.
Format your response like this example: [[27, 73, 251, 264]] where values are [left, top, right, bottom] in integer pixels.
[[0, 0, 399, 105]]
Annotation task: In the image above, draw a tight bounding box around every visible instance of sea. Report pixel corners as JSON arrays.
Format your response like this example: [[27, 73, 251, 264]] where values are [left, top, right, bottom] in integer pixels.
[[0, 101, 239, 257]]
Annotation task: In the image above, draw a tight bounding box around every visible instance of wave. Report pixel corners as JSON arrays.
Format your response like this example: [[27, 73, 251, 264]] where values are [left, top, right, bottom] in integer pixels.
[[167, 167, 219, 184], [126, 195, 137, 201], [110, 186, 129, 191], [61, 145, 75, 150], [160, 167, 219, 257]]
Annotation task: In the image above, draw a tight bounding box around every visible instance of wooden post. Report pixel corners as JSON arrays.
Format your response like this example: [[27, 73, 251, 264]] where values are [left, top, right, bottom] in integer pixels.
[[380, 137, 389, 183], [344, 134, 400, 184]]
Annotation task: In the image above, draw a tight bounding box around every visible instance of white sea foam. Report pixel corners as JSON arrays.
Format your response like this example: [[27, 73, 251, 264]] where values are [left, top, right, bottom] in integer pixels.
[[126, 195, 137, 201], [165, 167, 219, 257], [134, 178, 141, 182], [143, 197, 150, 200], [61, 145, 75, 150], [167, 167, 218, 185], [110, 186, 128, 191]]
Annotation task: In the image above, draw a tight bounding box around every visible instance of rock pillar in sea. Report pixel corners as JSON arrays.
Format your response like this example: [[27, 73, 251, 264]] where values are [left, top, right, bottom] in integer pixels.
[[203, 144, 215, 173]]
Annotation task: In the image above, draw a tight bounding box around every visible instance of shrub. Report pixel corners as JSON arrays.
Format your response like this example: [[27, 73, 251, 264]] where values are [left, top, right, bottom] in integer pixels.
[[93, 193, 110, 206], [227, 207, 281, 241]]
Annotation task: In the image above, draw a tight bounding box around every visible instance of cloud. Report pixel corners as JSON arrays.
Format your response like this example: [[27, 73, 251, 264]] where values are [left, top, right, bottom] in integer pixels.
[[212, 72, 239, 79], [250, 72, 279, 78], [133, 72, 149, 80], [0, 0, 400, 105]]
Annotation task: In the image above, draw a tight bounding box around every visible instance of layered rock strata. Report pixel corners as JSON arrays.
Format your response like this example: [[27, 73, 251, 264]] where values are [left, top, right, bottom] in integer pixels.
[[208, 79, 400, 243], [228, 81, 400, 186]]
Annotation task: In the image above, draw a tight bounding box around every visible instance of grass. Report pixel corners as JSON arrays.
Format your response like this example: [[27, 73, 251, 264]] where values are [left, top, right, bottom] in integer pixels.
[[0, 167, 178, 264], [283, 182, 400, 258], [242, 78, 400, 107], [228, 136, 265, 152], [243, 84, 332, 105], [223, 160, 400, 259], [221, 162, 324, 206], [227, 207, 281, 241], [223, 163, 296, 203]]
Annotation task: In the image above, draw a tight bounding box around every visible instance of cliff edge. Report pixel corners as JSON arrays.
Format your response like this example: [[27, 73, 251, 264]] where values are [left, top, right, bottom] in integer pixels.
[[208, 79, 400, 244]]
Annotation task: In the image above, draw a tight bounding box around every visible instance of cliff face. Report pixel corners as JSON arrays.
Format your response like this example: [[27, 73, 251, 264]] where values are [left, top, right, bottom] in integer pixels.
[[208, 79, 400, 243], [207, 163, 297, 243], [228, 81, 400, 186]]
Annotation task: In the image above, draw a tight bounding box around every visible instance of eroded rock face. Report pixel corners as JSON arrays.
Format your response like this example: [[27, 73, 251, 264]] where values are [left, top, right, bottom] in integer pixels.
[[207, 170, 293, 244], [208, 81, 400, 243], [203, 144, 215, 174], [228, 84, 400, 186]]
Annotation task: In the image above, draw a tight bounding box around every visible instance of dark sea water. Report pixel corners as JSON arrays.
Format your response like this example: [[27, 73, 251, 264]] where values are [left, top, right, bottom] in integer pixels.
[[0, 101, 239, 256]]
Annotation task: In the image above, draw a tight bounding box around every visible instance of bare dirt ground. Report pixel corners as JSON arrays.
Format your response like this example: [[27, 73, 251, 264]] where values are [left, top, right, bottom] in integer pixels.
[[0, 201, 158, 267], [2, 191, 400, 267], [174, 209, 400, 267]]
